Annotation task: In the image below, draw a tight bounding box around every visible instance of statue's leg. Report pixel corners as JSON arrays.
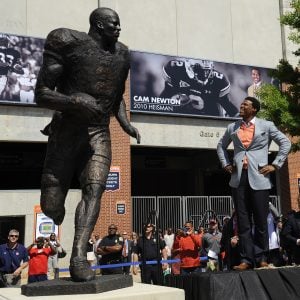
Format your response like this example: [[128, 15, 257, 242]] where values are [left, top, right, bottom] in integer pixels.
[[69, 127, 111, 282], [40, 173, 68, 225], [40, 138, 74, 225], [69, 183, 105, 282]]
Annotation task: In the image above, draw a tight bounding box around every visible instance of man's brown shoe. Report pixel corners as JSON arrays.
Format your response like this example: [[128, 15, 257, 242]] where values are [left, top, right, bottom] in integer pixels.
[[233, 262, 252, 271], [259, 261, 269, 268]]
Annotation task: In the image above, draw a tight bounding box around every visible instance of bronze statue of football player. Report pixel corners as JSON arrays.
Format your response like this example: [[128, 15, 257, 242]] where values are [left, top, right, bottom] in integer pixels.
[[35, 7, 140, 282]]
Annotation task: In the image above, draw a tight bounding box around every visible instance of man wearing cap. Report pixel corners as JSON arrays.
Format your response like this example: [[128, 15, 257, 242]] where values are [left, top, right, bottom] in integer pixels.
[[202, 219, 222, 271], [217, 96, 291, 270], [135, 223, 168, 285]]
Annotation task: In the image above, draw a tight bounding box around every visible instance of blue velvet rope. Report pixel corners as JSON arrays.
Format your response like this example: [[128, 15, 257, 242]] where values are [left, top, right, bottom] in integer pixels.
[[58, 257, 208, 272]]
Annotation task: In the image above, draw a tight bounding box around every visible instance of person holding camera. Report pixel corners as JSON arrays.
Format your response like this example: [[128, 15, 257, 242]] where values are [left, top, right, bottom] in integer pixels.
[[172, 221, 202, 275], [27, 236, 56, 283], [47, 233, 61, 278]]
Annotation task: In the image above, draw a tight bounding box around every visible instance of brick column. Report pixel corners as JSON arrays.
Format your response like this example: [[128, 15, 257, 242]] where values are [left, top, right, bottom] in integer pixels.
[[283, 151, 300, 212], [94, 79, 132, 237]]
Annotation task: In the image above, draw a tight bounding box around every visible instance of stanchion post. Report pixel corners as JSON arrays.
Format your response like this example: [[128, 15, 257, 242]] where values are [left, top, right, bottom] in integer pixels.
[[54, 268, 59, 279]]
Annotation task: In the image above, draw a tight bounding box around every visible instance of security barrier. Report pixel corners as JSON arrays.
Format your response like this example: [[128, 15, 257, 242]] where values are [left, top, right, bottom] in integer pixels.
[[132, 195, 281, 233]]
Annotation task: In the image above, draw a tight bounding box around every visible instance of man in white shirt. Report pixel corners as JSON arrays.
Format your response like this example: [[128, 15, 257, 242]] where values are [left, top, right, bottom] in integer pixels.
[[47, 232, 60, 278], [163, 228, 174, 259]]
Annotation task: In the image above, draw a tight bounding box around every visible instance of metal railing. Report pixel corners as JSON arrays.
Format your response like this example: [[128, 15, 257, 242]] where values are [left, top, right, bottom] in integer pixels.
[[132, 195, 280, 234]]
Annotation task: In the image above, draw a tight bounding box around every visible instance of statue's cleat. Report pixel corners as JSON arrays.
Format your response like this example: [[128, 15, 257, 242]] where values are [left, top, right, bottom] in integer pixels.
[[52, 209, 65, 226], [41, 200, 65, 225], [69, 257, 95, 282]]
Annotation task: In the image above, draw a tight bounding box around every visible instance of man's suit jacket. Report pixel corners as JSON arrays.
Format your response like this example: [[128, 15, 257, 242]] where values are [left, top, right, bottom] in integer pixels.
[[217, 118, 291, 190], [281, 211, 300, 246], [247, 82, 263, 97], [122, 239, 133, 261]]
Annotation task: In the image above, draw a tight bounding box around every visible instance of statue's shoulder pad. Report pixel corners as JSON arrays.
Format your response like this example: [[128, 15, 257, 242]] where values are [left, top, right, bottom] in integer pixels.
[[46, 28, 88, 49], [116, 41, 129, 52]]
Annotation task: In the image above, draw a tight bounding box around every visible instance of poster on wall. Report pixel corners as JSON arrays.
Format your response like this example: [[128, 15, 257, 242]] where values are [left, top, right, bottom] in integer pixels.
[[33, 205, 59, 240], [0, 33, 44, 105], [130, 50, 277, 119], [116, 202, 126, 215], [105, 166, 120, 192]]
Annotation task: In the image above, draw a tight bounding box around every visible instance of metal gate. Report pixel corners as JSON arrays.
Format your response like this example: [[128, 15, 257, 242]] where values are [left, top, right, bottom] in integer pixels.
[[132, 196, 156, 235], [187, 196, 233, 229], [132, 195, 280, 234], [157, 196, 184, 234]]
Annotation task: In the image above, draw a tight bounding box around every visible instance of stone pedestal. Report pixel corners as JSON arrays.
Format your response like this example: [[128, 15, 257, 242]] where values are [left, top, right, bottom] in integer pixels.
[[21, 274, 132, 297], [0, 282, 184, 300]]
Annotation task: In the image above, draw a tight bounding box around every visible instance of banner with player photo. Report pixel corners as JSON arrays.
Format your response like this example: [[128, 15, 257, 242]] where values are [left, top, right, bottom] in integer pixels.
[[0, 32, 44, 105], [130, 50, 277, 119]]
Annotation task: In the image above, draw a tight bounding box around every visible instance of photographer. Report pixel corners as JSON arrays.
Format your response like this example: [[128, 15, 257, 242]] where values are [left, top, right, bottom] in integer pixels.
[[172, 221, 202, 275], [27, 236, 56, 283]]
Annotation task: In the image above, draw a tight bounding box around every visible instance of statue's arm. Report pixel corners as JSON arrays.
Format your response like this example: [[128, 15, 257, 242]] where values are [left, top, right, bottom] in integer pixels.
[[35, 52, 99, 121], [115, 98, 141, 143], [34, 53, 77, 112], [112, 46, 140, 143]]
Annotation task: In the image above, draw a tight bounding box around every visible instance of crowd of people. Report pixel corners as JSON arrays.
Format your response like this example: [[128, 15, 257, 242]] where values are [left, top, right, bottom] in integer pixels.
[[172, 204, 300, 275], [0, 230, 63, 287], [0, 202, 299, 288], [81, 204, 300, 285]]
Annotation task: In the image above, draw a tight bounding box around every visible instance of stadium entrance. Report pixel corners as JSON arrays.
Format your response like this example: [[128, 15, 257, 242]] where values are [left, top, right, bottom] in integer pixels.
[[131, 146, 279, 232], [131, 146, 232, 197], [131, 146, 278, 197]]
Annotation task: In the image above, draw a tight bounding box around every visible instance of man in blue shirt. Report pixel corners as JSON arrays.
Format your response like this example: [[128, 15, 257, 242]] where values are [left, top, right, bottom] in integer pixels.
[[0, 229, 29, 287]]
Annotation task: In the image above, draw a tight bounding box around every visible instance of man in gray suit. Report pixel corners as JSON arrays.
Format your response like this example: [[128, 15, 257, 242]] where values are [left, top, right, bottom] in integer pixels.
[[217, 96, 291, 270]]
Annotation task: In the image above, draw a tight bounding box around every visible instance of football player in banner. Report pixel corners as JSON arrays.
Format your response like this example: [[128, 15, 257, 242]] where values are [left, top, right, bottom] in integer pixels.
[[0, 34, 24, 97], [160, 59, 239, 117]]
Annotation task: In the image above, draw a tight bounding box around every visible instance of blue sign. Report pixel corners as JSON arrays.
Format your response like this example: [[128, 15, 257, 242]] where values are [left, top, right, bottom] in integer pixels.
[[106, 167, 120, 191], [117, 203, 126, 215]]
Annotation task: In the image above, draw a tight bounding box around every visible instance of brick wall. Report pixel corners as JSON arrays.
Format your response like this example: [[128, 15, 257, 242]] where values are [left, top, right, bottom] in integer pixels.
[[279, 160, 292, 214], [94, 80, 132, 237], [285, 151, 300, 212]]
